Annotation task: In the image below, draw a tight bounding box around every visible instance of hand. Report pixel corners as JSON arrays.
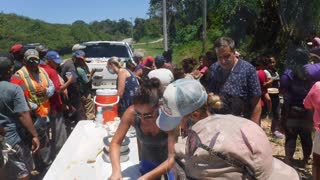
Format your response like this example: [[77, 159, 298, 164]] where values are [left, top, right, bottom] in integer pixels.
[[91, 69, 96, 76], [35, 87, 46, 96], [108, 173, 122, 180], [66, 74, 73, 82], [31, 136, 40, 154]]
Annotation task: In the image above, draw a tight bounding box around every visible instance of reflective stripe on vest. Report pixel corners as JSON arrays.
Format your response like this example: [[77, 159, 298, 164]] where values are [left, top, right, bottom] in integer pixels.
[[17, 66, 50, 117]]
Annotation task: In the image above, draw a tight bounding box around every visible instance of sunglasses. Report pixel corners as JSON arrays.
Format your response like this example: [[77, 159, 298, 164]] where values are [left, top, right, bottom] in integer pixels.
[[27, 58, 40, 65], [135, 109, 158, 120], [186, 129, 256, 180]]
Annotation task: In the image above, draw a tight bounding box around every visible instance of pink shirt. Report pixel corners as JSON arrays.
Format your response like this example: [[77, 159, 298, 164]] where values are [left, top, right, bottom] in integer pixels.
[[304, 81, 320, 131]]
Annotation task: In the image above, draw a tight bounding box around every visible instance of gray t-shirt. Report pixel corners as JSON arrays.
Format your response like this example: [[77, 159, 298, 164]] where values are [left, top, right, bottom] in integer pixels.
[[60, 59, 78, 83], [0, 81, 29, 146]]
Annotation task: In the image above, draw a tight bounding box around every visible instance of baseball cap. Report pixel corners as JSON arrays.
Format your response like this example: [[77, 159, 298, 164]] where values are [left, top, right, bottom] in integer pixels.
[[155, 55, 165, 63], [156, 79, 208, 131], [133, 51, 144, 58], [10, 44, 23, 54], [73, 50, 85, 59], [142, 56, 154, 67], [175, 115, 299, 179], [35, 45, 48, 53], [72, 44, 86, 51], [45, 51, 62, 64], [24, 49, 39, 60]]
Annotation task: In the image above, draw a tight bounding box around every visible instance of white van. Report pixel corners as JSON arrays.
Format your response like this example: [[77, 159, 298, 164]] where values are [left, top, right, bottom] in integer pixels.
[[78, 41, 134, 89]]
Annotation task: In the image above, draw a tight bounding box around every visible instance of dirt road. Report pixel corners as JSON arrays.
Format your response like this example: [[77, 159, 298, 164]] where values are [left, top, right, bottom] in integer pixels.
[[261, 118, 312, 179]]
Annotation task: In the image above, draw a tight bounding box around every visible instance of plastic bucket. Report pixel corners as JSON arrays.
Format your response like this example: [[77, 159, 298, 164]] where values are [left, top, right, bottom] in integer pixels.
[[94, 89, 119, 123]]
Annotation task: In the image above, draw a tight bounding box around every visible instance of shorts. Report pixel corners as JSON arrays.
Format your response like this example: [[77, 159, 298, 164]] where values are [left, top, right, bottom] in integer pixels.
[[313, 130, 320, 155], [5, 142, 34, 179]]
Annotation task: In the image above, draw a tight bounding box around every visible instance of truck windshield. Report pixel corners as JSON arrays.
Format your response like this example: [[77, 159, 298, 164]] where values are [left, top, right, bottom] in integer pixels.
[[82, 43, 129, 58]]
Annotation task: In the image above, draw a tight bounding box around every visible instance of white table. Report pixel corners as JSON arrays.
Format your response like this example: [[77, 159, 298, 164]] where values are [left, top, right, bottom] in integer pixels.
[[44, 120, 140, 180]]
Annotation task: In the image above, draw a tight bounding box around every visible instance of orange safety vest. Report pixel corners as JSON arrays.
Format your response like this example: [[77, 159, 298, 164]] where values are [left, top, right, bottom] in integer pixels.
[[17, 66, 51, 118]]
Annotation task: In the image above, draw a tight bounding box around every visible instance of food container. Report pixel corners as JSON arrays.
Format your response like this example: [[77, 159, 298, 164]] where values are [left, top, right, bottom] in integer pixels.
[[267, 88, 279, 94], [102, 147, 130, 163], [103, 136, 130, 153]]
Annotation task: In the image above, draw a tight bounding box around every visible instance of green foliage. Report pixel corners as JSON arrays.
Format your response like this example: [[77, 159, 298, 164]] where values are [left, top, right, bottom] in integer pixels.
[[172, 41, 203, 65], [174, 19, 202, 44], [0, 13, 135, 53], [2, 0, 320, 70]]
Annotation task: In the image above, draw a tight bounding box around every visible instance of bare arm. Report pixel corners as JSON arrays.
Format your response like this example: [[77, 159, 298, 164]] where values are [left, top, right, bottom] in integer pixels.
[[250, 96, 262, 124], [117, 69, 128, 98], [139, 129, 177, 180], [263, 78, 273, 87], [17, 111, 40, 153], [109, 106, 135, 180], [88, 69, 96, 81], [134, 68, 142, 78], [59, 75, 73, 92]]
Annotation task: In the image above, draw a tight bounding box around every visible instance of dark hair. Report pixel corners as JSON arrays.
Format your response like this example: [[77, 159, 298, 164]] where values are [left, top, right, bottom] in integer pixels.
[[133, 78, 162, 107], [74, 57, 90, 73], [182, 58, 197, 73], [214, 37, 235, 52], [163, 49, 172, 63], [205, 51, 217, 66], [172, 68, 185, 80], [252, 56, 268, 68], [0, 52, 14, 79], [198, 55, 205, 61], [286, 47, 310, 81]]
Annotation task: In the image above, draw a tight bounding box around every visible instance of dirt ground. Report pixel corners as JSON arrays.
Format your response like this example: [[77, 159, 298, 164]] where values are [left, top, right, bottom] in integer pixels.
[[261, 118, 313, 179]]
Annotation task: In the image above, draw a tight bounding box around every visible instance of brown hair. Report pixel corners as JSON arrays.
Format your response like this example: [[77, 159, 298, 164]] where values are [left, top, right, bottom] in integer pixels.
[[133, 78, 162, 107]]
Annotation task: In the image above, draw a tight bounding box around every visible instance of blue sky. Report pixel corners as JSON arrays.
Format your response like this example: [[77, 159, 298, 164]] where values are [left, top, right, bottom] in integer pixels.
[[0, 0, 150, 24]]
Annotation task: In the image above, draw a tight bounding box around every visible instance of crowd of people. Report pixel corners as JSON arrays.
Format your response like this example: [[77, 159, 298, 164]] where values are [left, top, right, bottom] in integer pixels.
[[1, 35, 320, 179], [0, 44, 97, 179]]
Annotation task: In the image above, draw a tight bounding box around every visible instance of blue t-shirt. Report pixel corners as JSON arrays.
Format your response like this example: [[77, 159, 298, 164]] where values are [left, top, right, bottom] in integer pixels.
[[0, 81, 30, 146]]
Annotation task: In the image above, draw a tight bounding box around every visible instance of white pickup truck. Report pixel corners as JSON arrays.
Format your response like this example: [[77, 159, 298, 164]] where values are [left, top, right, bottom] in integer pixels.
[[77, 41, 134, 89]]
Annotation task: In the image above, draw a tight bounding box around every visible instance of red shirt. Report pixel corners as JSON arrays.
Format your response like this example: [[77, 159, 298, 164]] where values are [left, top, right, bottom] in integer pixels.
[[40, 64, 63, 113], [257, 69, 267, 106]]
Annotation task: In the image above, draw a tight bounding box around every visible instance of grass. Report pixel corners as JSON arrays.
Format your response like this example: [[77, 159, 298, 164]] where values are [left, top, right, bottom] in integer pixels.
[[132, 40, 164, 58], [133, 38, 213, 66]]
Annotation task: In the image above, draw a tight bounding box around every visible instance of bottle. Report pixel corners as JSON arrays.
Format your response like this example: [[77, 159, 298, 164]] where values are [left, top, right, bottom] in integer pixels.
[[95, 107, 104, 128]]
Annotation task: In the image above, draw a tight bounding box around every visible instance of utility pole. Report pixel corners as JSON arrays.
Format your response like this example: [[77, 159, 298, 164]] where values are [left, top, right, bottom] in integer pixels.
[[202, 0, 207, 53], [130, 17, 134, 41], [163, 0, 168, 51]]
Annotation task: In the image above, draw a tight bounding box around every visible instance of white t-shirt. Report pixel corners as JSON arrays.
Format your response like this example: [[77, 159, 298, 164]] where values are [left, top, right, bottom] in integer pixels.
[[264, 69, 272, 79], [148, 68, 174, 87]]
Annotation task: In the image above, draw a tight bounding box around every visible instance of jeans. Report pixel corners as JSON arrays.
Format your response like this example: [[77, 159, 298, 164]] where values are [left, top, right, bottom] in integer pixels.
[[5, 141, 33, 179], [49, 112, 67, 158], [270, 94, 281, 132]]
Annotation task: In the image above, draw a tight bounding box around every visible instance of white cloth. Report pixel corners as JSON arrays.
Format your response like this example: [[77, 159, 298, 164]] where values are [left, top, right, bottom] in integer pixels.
[[43, 121, 140, 180], [148, 68, 174, 87]]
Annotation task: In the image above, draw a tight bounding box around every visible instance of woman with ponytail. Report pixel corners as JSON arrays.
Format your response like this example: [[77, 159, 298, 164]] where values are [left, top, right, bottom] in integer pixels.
[[109, 78, 175, 180], [107, 57, 140, 117]]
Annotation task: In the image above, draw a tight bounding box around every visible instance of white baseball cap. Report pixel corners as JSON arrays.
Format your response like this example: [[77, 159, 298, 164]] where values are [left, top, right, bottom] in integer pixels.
[[156, 79, 208, 131]]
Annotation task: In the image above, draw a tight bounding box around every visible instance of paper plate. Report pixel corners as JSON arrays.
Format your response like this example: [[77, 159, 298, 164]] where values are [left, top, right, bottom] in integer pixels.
[[268, 88, 279, 94]]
